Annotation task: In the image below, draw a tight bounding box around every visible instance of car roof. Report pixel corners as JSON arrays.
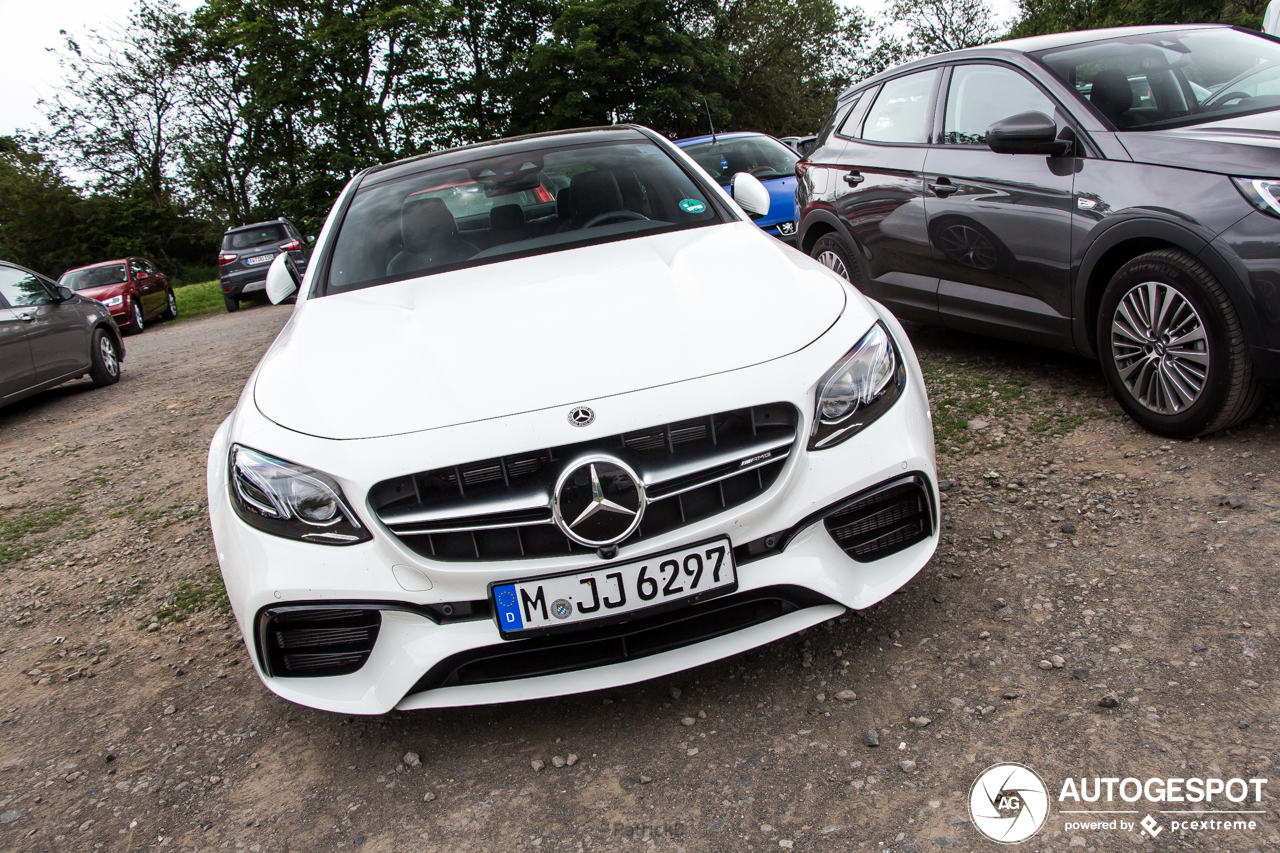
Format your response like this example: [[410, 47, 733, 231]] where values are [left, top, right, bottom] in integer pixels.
[[225, 219, 288, 234], [673, 131, 771, 146], [361, 125, 654, 187], [837, 23, 1235, 99], [62, 259, 133, 274]]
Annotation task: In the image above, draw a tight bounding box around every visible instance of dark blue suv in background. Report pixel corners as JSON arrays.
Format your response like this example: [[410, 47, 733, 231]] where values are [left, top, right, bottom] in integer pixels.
[[218, 219, 311, 312], [797, 24, 1280, 437]]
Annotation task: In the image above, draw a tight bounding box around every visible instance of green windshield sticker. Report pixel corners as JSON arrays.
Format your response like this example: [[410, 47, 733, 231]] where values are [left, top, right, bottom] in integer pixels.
[[679, 198, 707, 214]]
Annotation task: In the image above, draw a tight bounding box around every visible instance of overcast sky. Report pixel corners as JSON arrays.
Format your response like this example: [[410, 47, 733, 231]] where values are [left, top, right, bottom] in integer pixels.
[[1, 0, 1021, 139]]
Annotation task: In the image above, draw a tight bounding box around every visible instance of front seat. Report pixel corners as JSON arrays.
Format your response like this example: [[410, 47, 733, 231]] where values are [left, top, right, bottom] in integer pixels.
[[386, 197, 476, 277], [559, 170, 625, 231], [488, 203, 530, 245], [1090, 69, 1138, 128]]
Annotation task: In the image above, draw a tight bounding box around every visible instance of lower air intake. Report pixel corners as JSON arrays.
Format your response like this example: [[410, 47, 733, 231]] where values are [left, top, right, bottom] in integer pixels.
[[258, 607, 381, 677], [823, 474, 933, 562]]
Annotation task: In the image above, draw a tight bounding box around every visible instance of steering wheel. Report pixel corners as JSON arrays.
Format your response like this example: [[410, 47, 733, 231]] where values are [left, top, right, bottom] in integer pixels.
[[582, 210, 649, 228], [1214, 91, 1252, 106], [749, 166, 773, 177]]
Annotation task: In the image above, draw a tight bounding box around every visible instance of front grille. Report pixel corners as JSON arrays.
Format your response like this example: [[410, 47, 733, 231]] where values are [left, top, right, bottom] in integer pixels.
[[257, 607, 381, 677], [371, 404, 798, 561], [405, 585, 834, 693], [822, 474, 933, 562]]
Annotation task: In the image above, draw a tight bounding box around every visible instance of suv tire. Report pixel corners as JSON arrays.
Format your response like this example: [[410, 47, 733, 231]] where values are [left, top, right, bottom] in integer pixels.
[[810, 234, 862, 285], [224, 293, 240, 313], [1098, 249, 1264, 437], [88, 328, 120, 387], [163, 289, 177, 320]]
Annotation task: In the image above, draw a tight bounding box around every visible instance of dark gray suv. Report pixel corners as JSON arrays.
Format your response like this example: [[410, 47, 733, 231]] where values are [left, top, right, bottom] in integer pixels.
[[217, 219, 311, 312], [797, 24, 1280, 437]]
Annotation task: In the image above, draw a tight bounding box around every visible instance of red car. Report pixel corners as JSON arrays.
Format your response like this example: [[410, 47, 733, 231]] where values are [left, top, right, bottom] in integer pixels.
[[58, 257, 177, 334]]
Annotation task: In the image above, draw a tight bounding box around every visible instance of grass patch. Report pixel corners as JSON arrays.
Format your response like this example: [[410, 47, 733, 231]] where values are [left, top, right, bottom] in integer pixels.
[[0, 504, 80, 566], [144, 568, 230, 627], [173, 280, 227, 320], [919, 355, 1111, 454]]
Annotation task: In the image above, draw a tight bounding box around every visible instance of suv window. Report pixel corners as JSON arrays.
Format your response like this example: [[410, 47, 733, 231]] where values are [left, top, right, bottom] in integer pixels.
[[1036, 28, 1280, 130], [944, 64, 1058, 145], [862, 69, 939, 144], [129, 259, 147, 278], [0, 266, 53, 307], [223, 224, 287, 250]]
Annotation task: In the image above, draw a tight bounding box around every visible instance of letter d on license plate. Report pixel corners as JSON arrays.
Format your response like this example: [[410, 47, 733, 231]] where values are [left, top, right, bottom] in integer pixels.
[[490, 538, 736, 638]]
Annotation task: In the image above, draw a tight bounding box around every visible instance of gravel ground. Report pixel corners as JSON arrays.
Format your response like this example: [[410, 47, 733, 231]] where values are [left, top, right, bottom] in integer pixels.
[[0, 304, 1276, 852]]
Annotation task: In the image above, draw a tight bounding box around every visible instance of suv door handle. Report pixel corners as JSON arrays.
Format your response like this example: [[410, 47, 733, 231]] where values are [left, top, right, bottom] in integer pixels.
[[928, 178, 958, 197], [843, 171, 865, 186], [18, 312, 34, 322]]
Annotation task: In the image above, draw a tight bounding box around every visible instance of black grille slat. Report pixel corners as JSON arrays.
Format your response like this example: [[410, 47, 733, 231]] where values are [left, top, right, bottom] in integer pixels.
[[373, 404, 798, 562], [259, 608, 381, 678], [822, 477, 932, 562]]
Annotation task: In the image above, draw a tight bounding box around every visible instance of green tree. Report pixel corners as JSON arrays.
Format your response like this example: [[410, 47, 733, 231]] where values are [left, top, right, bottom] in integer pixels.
[[509, 0, 733, 137]]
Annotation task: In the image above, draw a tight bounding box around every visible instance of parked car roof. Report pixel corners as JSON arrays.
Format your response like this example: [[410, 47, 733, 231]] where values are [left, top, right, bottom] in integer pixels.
[[673, 131, 770, 146], [62, 258, 135, 273], [837, 23, 1236, 100]]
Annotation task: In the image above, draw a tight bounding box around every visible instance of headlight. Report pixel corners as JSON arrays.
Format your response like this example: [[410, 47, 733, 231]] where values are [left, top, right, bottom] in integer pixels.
[[1232, 177, 1280, 217], [809, 322, 906, 450], [101, 295, 123, 307], [228, 445, 371, 545]]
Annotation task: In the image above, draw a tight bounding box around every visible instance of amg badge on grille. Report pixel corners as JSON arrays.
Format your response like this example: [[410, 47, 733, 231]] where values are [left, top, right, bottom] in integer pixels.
[[568, 406, 595, 427]]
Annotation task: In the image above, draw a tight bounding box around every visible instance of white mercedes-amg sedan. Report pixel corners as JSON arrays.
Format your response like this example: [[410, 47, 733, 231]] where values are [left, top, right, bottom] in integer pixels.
[[207, 125, 938, 714]]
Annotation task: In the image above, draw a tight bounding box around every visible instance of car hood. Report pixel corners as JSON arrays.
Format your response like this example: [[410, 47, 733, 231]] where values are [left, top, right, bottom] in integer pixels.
[[74, 284, 129, 301], [253, 223, 852, 440], [1119, 110, 1280, 176]]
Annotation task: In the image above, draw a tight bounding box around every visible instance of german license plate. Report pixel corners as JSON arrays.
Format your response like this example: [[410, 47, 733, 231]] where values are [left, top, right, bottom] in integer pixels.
[[245, 254, 275, 266], [491, 538, 736, 638]]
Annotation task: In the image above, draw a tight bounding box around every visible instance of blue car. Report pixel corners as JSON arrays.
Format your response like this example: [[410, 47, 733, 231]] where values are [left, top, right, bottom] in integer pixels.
[[675, 132, 798, 244]]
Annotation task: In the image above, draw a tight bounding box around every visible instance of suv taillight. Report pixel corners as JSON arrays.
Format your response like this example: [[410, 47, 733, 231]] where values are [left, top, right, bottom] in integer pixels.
[[795, 160, 811, 179], [280, 240, 302, 251], [218, 253, 237, 265]]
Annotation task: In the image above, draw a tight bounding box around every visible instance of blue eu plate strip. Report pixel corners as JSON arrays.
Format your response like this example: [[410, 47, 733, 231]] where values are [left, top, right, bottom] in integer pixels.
[[492, 584, 524, 631]]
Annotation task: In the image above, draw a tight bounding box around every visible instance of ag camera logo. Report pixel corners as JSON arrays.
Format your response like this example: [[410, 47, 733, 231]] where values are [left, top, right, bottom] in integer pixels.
[[969, 763, 1050, 844]]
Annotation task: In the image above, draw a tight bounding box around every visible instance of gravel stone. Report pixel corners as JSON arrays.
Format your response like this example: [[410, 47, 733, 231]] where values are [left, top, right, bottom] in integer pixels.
[[900, 760, 917, 772], [836, 690, 857, 702], [423, 792, 436, 802], [1097, 693, 1121, 709], [864, 730, 879, 747], [530, 760, 545, 772], [551, 755, 566, 768], [681, 717, 695, 726], [403, 752, 420, 768]]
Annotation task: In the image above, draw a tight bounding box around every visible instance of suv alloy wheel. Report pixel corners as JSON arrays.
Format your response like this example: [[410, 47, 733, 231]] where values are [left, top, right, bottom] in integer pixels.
[[1098, 249, 1265, 437]]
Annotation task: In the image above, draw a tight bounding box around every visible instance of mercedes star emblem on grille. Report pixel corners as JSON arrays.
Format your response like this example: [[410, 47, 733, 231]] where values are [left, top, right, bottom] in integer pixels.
[[552, 456, 646, 547], [568, 406, 595, 427]]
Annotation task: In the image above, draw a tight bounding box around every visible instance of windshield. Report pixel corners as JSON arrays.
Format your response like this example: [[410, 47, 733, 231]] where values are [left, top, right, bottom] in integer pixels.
[[223, 224, 287, 250], [326, 137, 724, 293], [62, 264, 128, 290], [1035, 28, 1280, 130], [681, 136, 799, 183]]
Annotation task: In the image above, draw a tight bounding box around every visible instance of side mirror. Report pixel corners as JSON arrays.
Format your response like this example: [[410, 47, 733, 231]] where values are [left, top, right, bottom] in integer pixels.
[[730, 172, 771, 219], [306, 235, 316, 244], [55, 285, 75, 302], [986, 111, 1073, 157], [266, 253, 301, 305]]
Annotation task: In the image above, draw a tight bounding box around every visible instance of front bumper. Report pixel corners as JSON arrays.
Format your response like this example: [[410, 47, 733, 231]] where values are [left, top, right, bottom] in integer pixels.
[[208, 306, 937, 714]]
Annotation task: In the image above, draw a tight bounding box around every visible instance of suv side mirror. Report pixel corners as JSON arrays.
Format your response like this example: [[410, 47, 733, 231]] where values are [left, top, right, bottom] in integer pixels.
[[306, 235, 316, 244], [266, 253, 301, 305], [986, 111, 1073, 157], [730, 172, 771, 219], [55, 285, 75, 302]]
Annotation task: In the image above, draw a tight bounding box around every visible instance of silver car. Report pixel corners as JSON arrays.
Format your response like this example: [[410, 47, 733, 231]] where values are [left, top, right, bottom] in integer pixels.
[[0, 261, 125, 408]]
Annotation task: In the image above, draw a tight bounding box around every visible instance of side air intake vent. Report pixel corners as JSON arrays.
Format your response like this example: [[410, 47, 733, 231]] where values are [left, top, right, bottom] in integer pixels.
[[823, 474, 933, 562], [258, 607, 381, 677]]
